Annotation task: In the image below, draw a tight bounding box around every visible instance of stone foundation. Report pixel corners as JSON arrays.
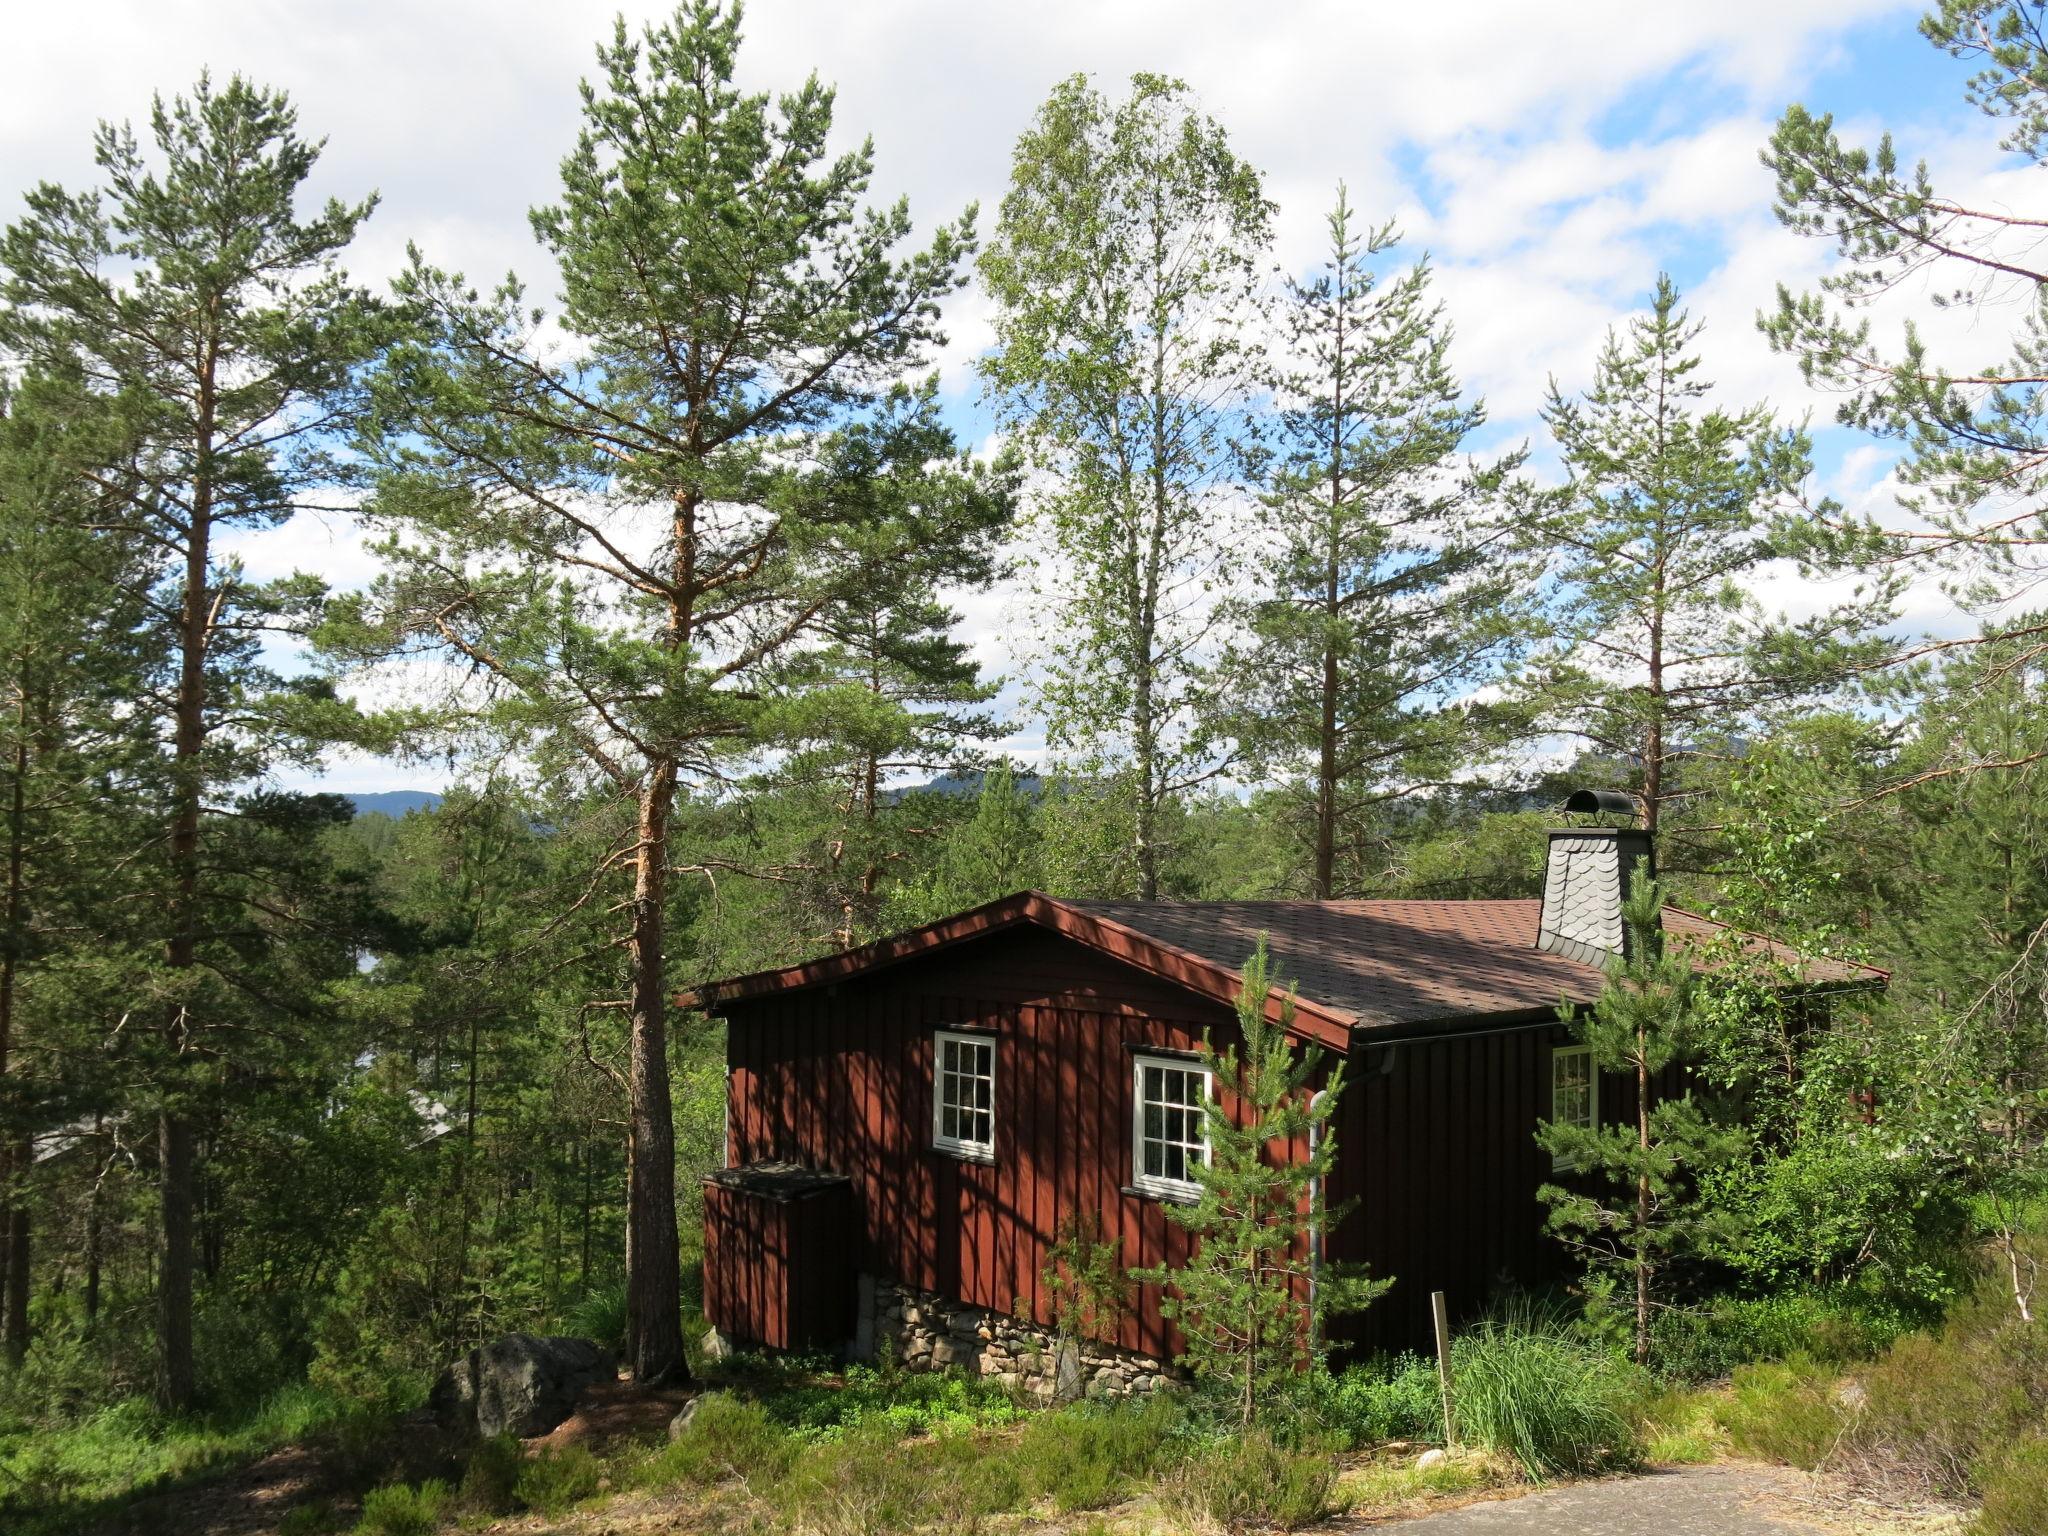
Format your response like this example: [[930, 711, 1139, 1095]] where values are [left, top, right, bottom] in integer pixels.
[[863, 1277, 1177, 1400]]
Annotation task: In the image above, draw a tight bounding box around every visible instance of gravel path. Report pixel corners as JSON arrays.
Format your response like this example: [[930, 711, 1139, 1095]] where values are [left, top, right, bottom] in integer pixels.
[[1357, 1463, 1959, 1534]]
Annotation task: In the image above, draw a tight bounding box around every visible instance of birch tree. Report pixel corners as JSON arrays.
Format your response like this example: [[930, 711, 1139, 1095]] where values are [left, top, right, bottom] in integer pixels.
[[981, 73, 1270, 900]]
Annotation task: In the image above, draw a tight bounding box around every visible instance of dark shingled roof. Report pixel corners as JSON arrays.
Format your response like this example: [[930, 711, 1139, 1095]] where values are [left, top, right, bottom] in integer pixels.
[[1069, 899, 1886, 1032]]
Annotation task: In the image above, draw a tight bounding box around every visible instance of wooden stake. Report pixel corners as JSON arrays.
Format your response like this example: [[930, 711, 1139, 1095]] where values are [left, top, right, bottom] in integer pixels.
[[1431, 1290, 1456, 1446]]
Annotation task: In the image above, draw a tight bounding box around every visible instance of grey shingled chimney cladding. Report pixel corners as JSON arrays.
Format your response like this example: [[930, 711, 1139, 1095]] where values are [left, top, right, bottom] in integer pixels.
[[1536, 824, 1655, 968]]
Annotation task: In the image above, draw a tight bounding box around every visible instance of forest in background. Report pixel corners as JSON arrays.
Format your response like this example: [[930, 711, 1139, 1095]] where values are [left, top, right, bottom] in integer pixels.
[[4, 0, 2048, 1493]]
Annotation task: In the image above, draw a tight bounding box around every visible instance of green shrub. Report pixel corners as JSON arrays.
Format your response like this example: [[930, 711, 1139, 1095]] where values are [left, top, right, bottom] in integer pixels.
[[1014, 1396, 1186, 1511], [1979, 1433, 2048, 1536], [1722, 1359, 1843, 1469], [638, 1394, 798, 1488], [512, 1445, 602, 1516], [770, 1423, 1026, 1536], [1851, 1290, 2048, 1498], [353, 1479, 449, 1536], [1648, 1290, 1907, 1381], [457, 1433, 523, 1514], [277, 1501, 343, 1536], [1449, 1323, 1643, 1480], [1155, 1430, 1339, 1532], [562, 1281, 627, 1356], [1321, 1354, 1444, 1445], [753, 1361, 1023, 1439]]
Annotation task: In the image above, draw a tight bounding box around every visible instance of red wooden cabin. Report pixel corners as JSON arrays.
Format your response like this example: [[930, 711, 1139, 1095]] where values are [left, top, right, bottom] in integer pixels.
[[689, 819, 1884, 1366]]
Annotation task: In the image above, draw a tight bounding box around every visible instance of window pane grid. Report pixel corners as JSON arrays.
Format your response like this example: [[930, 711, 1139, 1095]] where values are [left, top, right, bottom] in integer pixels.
[[1135, 1057, 1208, 1195], [933, 1031, 994, 1159], [1550, 1046, 1597, 1171]]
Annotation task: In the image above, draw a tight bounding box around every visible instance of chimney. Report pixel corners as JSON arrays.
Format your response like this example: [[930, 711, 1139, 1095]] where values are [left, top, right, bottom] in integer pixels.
[[1536, 790, 1655, 967]]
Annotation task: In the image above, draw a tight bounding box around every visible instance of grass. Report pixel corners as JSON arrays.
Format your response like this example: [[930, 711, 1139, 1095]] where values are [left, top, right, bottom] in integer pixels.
[[352, 1478, 449, 1536], [1155, 1429, 1343, 1532], [0, 1381, 391, 1536], [1636, 1385, 1727, 1466], [1448, 1321, 1645, 1480], [1338, 1449, 1501, 1512]]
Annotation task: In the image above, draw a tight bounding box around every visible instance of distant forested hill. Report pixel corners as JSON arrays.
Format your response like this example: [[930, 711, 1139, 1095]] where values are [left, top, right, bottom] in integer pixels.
[[345, 790, 444, 818]]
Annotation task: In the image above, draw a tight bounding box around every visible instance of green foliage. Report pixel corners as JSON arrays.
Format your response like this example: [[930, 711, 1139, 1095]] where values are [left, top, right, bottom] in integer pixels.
[[1040, 1209, 1129, 1346], [352, 1479, 449, 1536], [1318, 1355, 1446, 1446], [511, 1444, 602, 1516], [562, 1282, 628, 1357], [1647, 1290, 1909, 1382], [1011, 1395, 1186, 1510], [768, 1423, 1026, 1536], [1155, 1429, 1341, 1532], [1135, 939, 1389, 1425], [981, 72, 1270, 899], [1529, 275, 1893, 844], [455, 1433, 523, 1515], [1538, 869, 1745, 1364], [640, 1394, 798, 1488], [1447, 1322, 1645, 1480], [1979, 1433, 2048, 1536], [1766, 6, 2048, 598], [1722, 1358, 1846, 1469], [750, 1362, 1024, 1440], [1222, 187, 1530, 899]]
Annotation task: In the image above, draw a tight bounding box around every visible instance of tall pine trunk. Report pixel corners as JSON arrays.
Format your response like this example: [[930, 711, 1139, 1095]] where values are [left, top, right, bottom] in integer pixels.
[[1, 717, 28, 1364], [624, 761, 684, 1384], [1634, 1031, 1652, 1367], [158, 352, 215, 1414]]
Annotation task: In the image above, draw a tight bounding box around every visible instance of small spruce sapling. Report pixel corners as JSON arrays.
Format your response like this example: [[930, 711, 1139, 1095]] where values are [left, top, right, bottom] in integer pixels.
[[1135, 937, 1390, 1427], [1537, 863, 1743, 1365]]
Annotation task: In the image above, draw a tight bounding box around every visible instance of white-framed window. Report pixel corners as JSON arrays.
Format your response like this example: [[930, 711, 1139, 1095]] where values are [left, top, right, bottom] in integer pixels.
[[1550, 1044, 1598, 1170], [932, 1030, 995, 1162], [1133, 1054, 1211, 1199]]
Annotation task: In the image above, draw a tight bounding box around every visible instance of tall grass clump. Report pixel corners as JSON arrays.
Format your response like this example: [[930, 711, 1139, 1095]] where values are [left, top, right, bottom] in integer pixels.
[[352, 1479, 449, 1536], [769, 1423, 1025, 1536], [1156, 1430, 1340, 1532], [637, 1394, 798, 1488], [561, 1281, 628, 1355], [1449, 1323, 1643, 1479], [1013, 1396, 1186, 1510]]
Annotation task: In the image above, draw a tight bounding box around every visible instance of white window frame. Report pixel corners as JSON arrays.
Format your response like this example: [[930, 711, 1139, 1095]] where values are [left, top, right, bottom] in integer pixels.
[[1132, 1053, 1212, 1200], [931, 1029, 995, 1163], [1549, 1044, 1599, 1171]]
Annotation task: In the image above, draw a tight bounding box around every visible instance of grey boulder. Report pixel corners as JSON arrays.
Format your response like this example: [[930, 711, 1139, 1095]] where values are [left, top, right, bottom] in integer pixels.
[[430, 1333, 616, 1439]]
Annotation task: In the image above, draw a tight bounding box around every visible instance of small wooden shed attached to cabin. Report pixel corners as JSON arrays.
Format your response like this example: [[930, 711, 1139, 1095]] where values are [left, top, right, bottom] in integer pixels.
[[688, 819, 1885, 1377]]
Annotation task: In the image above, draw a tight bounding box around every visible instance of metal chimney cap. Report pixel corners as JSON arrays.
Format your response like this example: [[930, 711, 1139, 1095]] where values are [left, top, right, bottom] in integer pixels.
[[1561, 788, 1640, 821]]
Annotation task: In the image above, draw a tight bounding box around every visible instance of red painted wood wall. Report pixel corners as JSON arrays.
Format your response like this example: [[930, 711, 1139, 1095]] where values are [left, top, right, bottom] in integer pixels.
[[702, 1177, 856, 1351], [719, 925, 1598, 1359]]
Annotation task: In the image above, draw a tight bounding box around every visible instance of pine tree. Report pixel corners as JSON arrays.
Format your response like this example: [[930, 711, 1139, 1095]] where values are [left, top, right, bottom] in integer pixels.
[[1764, 4, 2048, 636], [1226, 189, 1530, 898], [1537, 869, 1743, 1365], [1530, 277, 1895, 852], [1134, 939, 1387, 1426], [0, 372, 155, 1367], [341, 1, 998, 1383], [981, 74, 1270, 900], [756, 412, 1013, 945], [0, 76, 383, 1409]]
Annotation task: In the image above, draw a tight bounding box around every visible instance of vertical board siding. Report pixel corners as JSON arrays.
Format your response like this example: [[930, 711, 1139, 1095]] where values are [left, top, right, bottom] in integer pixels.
[[716, 930, 1593, 1359]]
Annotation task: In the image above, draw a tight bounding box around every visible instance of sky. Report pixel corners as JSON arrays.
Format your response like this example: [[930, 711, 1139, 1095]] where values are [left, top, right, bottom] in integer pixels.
[[1, 0, 2022, 794]]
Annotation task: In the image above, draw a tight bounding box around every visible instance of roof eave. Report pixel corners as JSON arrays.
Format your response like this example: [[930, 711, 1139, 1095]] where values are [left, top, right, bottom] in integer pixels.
[[678, 890, 1357, 1051]]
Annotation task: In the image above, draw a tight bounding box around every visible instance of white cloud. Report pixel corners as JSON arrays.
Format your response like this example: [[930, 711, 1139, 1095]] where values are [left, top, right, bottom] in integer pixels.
[[11, 0, 2006, 793]]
